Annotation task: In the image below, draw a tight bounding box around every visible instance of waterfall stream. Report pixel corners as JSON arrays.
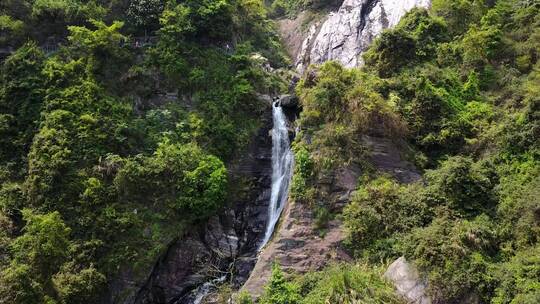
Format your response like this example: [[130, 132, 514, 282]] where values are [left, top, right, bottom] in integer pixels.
[[183, 100, 293, 303], [259, 101, 294, 249]]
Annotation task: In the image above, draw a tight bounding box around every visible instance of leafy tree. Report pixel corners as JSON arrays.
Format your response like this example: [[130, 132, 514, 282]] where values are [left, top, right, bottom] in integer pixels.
[[403, 215, 497, 302], [492, 245, 540, 304], [0, 15, 24, 46], [343, 177, 430, 252], [115, 141, 227, 218], [160, 0, 232, 42], [423, 156, 495, 215], [395, 8, 449, 58], [127, 0, 165, 32], [363, 29, 416, 77], [431, 0, 487, 36], [0, 263, 45, 304], [11, 210, 71, 279], [31, 0, 106, 22], [462, 23, 503, 68], [0, 42, 45, 172], [52, 263, 106, 304]]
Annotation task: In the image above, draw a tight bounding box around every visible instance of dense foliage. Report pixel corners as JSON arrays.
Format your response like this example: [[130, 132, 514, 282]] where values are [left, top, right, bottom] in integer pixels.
[[0, 0, 287, 302], [267, 0, 342, 18], [2, 0, 539, 303], [257, 263, 404, 304], [273, 1, 540, 303]]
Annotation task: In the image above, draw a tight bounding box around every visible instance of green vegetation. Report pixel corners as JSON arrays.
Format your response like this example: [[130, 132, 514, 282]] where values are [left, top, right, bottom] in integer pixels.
[[267, 0, 341, 18], [273, 1, 540, 303], [2, 0, 539, 303], [0, 0, 287, 302], [259, 263, 405, 304]]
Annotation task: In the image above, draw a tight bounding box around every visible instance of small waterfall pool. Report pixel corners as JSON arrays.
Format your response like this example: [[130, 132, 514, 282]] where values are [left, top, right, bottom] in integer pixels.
[[259, 101, 294, 249]]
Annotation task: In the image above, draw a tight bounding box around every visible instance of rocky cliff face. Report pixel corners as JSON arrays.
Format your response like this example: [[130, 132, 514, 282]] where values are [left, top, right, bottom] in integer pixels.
[[106, 101, 274, 304], [242, 165, 358, 298], [243, 1, 430, 296], [296, 0, 430, 71], [241, 137, 421, 299]]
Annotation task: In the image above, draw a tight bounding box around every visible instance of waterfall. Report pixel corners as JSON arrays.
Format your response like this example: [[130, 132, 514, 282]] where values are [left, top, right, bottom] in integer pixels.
[[180, 101, 294, 303], [189, 275, 226, 304], [260, 101, 294, 249]]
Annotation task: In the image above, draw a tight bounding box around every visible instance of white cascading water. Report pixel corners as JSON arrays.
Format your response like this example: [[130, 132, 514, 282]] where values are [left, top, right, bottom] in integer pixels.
[[259, 101, 294, 250], [189, 275, 226, 304], [186, 101, 293, 303]]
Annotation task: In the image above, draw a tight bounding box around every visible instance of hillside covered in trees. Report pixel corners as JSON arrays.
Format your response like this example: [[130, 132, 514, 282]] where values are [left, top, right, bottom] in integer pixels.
[[0, 0, 288, 303], [255, 1, 540, 304], [1, 0, 539, 304]]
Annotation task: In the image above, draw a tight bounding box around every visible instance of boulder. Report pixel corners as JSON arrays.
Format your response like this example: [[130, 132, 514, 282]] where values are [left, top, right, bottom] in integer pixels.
[[278, 94, 299, 108], [384, 257, 431, 304]]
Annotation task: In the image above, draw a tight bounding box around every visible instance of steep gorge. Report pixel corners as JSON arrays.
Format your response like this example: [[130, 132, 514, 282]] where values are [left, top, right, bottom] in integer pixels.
[[2, 1, 538, 304]]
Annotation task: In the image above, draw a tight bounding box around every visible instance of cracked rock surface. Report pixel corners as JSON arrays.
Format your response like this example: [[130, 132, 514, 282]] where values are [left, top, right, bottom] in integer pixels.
[[296, 0, 431, 71]]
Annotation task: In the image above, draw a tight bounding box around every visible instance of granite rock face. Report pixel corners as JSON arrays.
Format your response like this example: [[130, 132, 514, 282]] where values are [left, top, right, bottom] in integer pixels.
[[241, 164, 360, 299], [296, 0, 431, 71], [385, 257, 431, 304]]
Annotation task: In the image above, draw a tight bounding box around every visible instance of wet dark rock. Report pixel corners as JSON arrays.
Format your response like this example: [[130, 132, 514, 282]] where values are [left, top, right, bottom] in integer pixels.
[[278, 94, 299, 108]]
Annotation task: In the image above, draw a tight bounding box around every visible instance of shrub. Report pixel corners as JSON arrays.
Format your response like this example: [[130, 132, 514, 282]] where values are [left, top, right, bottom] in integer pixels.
[[52, 264, 106, 304], [423, 156, 495, 216], [363, 29, 416, 77], [492, 245, 540, 304], [403, 215, 497, 302], [11, 210, 72, 278], [0, 263, 44, 304], [236, 290, 254, 304], [431, 0, 487, 37], [290, 144, 316, 204], [115, 141, 227, 219], [343, 177, 430, 251], [297, 264, 405, 304], [260, 263, 300, 304]]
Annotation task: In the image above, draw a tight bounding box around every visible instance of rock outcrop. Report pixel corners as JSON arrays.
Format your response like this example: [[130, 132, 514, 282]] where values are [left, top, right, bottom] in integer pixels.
[[239, 1, 430, 300], [240, 136, 421, 300], [296, 0, 431, 71], [362, 135, 421, 183], [241, 165, 359, 298], [385, 257, 431, 304], [277, 94, 299, 108], [241, 201, 352, 299]]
